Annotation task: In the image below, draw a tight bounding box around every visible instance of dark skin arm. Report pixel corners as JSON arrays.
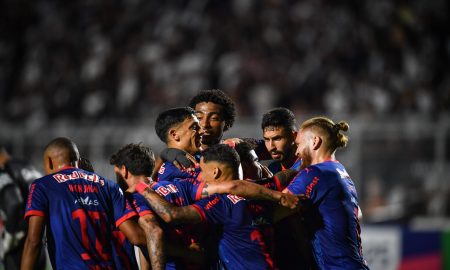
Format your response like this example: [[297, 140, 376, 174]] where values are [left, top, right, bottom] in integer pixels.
[[138, 214, 165, 270], [139, 187, 203, 224], [21, 216, 45, 270]]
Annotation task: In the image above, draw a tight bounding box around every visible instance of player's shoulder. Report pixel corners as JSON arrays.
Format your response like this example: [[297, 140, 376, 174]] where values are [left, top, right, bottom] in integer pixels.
[[220, 193, 246, 205]]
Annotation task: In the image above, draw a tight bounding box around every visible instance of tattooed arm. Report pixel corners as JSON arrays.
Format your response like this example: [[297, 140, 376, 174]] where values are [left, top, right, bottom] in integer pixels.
[[138, 214, 165, 270], [199, 180, 299, 209], [140, 187, 203, 224]]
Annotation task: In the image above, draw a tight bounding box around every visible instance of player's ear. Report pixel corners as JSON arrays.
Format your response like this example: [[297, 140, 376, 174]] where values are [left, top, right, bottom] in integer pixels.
[[213, 167, 221, 180], [169, 128, 179, 142], [312, 136, 322, 150]]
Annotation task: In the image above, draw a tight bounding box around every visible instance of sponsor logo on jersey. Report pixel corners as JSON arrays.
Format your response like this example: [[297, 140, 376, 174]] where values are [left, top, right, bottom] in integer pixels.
[[74, 196, 99, 206], [158, 164, 166, 175], [53, 170, 105, 186], [227, 194, 245, 204], [155, 184, 178, 196]]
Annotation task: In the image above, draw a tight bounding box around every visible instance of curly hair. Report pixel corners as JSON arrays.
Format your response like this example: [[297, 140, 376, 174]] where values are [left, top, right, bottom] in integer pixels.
[[189, 89, 236, 131]]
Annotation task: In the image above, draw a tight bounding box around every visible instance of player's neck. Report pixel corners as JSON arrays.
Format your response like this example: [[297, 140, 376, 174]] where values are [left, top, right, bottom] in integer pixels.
[[312, 152, 335, 165], [281, 154, 297, 169]]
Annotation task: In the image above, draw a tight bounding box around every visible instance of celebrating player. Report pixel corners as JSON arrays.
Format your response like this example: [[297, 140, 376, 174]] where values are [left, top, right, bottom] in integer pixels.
[[154, 107, 201, 182], [21, 137, 147, 270], [282, 117, 369, 269]]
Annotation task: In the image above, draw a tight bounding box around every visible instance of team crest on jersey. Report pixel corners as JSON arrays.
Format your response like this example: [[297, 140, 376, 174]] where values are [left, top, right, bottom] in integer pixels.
[[155, 184, 178, 196], [227, 194, 244, 204]]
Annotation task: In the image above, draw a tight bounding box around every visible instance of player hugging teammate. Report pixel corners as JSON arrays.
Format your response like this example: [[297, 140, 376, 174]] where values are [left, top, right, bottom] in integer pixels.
[[19, 89, 369, 270]]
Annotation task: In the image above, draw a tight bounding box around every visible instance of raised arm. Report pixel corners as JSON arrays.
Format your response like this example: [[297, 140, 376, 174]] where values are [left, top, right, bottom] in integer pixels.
[[137, 184, 203, 224], [199, 180, 299, 209]]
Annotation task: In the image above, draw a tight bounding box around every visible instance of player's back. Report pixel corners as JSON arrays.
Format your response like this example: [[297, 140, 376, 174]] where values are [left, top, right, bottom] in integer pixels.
[[25, 167, 135, 270]]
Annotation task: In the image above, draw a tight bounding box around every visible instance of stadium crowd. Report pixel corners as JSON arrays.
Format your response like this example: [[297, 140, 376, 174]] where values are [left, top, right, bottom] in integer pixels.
[[1, 0, 449, 126]]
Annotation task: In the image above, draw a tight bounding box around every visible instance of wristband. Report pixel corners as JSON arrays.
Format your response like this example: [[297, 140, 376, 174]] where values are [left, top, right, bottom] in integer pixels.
[[136, 182, 149, 194]]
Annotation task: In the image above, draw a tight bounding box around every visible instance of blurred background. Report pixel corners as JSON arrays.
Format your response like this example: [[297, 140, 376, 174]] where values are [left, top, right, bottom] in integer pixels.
[[1, 0, 449, 269]]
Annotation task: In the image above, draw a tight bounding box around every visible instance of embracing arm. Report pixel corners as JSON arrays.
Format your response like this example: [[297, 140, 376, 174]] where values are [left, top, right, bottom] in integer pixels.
[[21, 216, 45, 270], [139, 186, 202, 224]]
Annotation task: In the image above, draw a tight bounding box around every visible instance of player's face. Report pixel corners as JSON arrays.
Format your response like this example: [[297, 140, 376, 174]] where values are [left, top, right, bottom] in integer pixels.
[[295, 129, 313, 169], [194, 102, 226, 147], [263, 126, 297, 162], [176, 115, 201, 154]]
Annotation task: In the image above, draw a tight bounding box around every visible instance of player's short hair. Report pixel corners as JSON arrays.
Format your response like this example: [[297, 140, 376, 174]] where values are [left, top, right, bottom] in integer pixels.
[[155, 107, 196, 143], [45, 137, 80, 162], [202, 144, 240, 172], [189, 89, 236, 131], [110, 143, 155, 177], [261, 107, 297, 132], [234, 141, 257, 164], [301, 116, 349, 151]]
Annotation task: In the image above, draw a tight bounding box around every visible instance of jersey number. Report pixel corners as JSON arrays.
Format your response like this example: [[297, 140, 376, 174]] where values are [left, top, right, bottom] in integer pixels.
[[72, 209, 111, 261]]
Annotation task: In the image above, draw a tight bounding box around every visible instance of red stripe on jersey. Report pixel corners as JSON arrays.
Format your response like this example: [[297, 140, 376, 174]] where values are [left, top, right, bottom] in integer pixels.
[[115, 212, 138, 227], [191, 204, 206, 222], [24, 210, 45, 220], [138, 210, 154, 217], [195, 181, 206, 201], [273, 175, 282, 191]]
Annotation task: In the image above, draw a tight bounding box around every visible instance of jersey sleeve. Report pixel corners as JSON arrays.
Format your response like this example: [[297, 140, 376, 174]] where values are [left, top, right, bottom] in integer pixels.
[[191, 195, 224, 224], [130, 193, 154, 217], [285, 166, 325, 203], [110, 183, 138, 227], [24, 181, 47, 219]]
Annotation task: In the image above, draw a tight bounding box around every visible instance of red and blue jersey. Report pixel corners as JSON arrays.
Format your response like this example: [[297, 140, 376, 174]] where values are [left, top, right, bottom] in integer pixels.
[[149, 178, 205, 270], [286, 160, 369, 270], [192, 194, 273, 270], [157, 161, 201, 182], [24, 167, 137, 270], [111, 193, 154, 270]]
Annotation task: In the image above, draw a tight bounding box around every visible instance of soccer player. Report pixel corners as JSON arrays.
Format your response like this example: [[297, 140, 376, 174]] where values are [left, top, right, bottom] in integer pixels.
[[188, 89, 236, 150], [111, 143, 205, 270], [283, 117, 370, 269], [0, 146, 45, 270], [128, 144, 287, 270], [261, 108, 308, 270], [21, 137, 147, 270], [262, 107, 302, 174], [154, 107, 202, 182]]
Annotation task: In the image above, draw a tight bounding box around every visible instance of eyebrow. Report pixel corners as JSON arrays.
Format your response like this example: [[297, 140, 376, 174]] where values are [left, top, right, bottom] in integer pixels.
[[263, 135, 282, 140], [195, 111, 221, 116]]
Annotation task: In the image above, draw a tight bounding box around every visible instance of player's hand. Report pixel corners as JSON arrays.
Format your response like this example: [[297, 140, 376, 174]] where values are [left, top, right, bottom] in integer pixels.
[[222, 138, 243, 148], [279, 193, 300, 209], [160, 148, 196, 170]]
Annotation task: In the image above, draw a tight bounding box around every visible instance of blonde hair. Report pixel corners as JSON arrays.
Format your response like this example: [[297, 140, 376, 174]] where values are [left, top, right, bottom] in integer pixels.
[[300, 116, 349, 151]]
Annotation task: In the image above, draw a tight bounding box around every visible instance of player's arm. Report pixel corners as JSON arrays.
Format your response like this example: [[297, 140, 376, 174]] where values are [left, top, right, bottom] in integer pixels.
[[137, 185, 202, 224], [118, 219, 147, 246], [138, 214, 165, 270], [20, 216, 45, 270], [199, 180, 299, 209]]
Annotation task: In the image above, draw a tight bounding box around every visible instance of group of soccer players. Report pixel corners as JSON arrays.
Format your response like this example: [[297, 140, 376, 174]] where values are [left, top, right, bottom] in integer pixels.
[[20, 89, 370, 269]]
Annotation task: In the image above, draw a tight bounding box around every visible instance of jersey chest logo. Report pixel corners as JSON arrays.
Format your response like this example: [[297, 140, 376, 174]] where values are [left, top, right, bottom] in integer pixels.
[[155, 184, 178, 196], [227, 194, 245, 204]]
